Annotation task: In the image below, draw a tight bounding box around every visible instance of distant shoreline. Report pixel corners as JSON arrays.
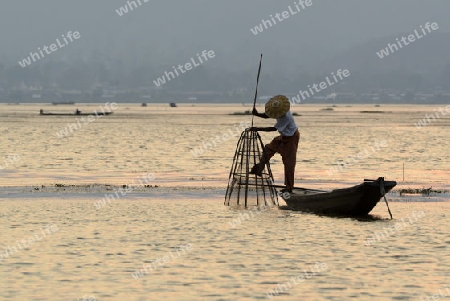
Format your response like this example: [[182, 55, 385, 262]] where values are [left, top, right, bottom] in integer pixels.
[[0, 182, 448, 194], [1, 101, 450, 105]]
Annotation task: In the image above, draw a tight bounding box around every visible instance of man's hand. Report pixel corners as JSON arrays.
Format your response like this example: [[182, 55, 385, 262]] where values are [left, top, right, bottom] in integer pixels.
[[252, 108, 270, 119]]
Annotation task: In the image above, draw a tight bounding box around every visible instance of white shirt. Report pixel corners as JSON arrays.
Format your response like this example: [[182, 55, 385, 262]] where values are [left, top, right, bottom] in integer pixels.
[[274, 111, 298, 136]]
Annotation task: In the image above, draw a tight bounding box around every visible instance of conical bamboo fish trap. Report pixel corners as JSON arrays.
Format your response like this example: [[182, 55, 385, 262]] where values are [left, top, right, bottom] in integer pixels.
[[224, 129, 279, 207]]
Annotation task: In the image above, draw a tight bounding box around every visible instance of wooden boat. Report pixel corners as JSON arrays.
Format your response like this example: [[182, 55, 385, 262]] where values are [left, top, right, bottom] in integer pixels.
[[52, 101, 75, 105], [281, 177, 396, 216], [39, 109, 113, 116]]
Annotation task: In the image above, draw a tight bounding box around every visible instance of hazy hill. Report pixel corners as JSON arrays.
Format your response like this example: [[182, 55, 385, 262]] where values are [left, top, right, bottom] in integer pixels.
[[314, 32, 450, 92]]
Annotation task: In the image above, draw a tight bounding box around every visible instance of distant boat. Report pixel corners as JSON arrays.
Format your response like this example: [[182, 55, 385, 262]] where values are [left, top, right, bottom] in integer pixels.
[[142, 103, 147, 107], [52, 101, 75, 105], [39, 109, 113, 116], [170, 103, 177, 107], [282, 178, 396, 216]]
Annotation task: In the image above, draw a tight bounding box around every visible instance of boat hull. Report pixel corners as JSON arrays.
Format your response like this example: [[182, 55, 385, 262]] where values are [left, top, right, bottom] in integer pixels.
[[39, 110, 113, 116], [282, 178, 396, 216]]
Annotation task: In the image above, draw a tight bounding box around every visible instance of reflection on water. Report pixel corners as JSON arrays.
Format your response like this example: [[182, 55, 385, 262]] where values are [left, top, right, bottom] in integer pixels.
[[0, 197, 449, 300], [0, 104, 449, 300], [0, 104, 448, 188]]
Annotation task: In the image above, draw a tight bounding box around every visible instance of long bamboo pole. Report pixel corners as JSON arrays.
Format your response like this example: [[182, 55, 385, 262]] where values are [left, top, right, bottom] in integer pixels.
[[251, 54, 263, 127]]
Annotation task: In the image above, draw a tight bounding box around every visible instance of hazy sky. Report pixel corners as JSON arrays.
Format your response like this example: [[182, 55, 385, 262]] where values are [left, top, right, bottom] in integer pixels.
[[1, 0, 449, 72]]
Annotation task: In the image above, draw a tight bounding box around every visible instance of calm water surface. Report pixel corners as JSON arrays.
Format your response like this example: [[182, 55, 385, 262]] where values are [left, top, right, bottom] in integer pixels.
[[0, 104, 449, 300], [0, 196, 449, 300], [0, 103, 448, 187]]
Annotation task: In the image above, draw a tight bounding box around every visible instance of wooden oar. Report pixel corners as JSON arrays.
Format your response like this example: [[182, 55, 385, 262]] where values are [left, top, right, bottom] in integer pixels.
[[378, 178, 393, 219], [238, 182, 327, 193], [251, 53, 263, 127], [269, 184, 327, 193]]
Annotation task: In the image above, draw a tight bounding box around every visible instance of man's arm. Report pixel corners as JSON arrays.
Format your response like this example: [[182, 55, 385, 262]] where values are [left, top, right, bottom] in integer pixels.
[[248, 127, 277, 132], [252, 108, 270, 119]]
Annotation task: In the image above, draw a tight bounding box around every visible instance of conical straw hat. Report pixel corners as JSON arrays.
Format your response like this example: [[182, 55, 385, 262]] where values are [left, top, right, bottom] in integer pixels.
[[265, 95, 290, 118]]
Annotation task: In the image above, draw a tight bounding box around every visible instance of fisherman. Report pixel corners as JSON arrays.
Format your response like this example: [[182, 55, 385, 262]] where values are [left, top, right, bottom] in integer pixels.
[[249, 95, 299, 192]]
